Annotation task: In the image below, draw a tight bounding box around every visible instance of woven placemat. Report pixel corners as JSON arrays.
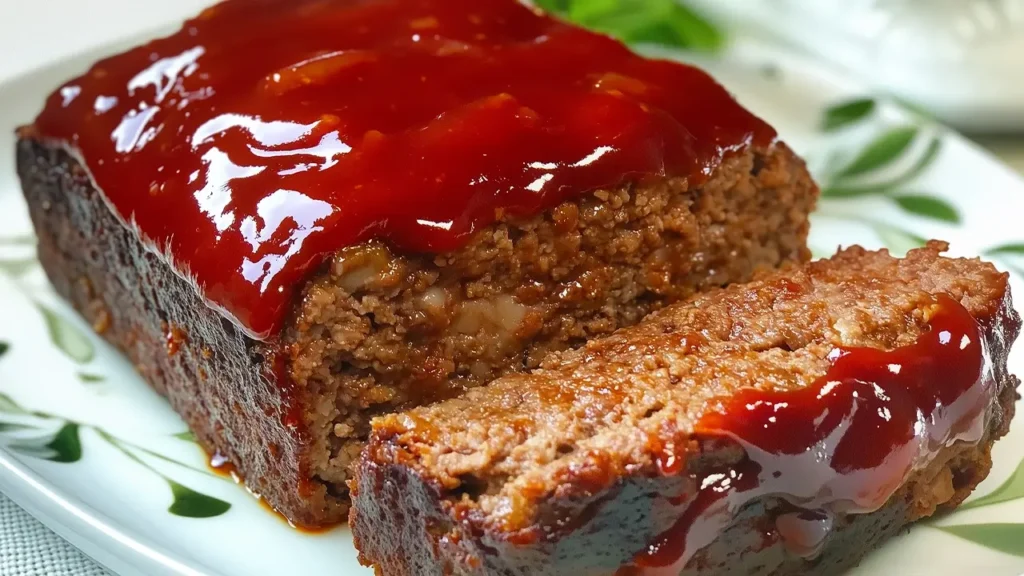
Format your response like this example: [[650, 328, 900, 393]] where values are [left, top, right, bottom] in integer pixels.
[[0, 493, 110, 576]]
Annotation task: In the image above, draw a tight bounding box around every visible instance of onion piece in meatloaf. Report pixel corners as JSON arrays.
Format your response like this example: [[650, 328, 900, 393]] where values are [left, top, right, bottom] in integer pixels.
[[352, 243, 1020, 576], [16, 0, 816, 526]]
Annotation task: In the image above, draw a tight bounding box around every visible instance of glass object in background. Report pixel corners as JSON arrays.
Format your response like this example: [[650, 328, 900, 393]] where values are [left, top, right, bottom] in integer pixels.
[[686, 0, 1024, 132]]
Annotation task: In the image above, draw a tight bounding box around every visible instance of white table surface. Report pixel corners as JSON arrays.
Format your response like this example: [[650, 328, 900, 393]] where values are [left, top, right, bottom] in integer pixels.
[[1, 2, 1024, 575]]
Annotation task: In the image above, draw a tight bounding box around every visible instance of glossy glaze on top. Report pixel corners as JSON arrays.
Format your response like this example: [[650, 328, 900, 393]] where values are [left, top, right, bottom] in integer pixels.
[[30, 0, 775, 339], [627, 294, 990, 573]]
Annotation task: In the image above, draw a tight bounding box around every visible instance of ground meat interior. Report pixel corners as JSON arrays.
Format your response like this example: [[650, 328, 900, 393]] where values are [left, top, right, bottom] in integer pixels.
[[285, 144, 816, 503]]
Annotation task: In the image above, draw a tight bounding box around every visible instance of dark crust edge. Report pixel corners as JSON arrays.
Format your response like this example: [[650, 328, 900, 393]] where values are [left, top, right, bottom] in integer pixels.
[[16, 138, 322, 523], [349, 272, 1021, 576]]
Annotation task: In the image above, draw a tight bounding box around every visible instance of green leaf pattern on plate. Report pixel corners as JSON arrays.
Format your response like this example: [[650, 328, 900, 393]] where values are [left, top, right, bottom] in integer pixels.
[[0, 235, 35, 246], [43, 423, 82, 463], [37, 303, 95, 364], [892, 194, 960, 224], [817, 100, 952, 251], [1, 238, 231, 519], [1, 247, 94, 365], [986, 243, 1024, 255], [0, 379, 230, 519], [94, 428, 232, 519], [0, 258, 37, 278], [822, 98, 876, 132], [168, 480, 232, 518], [835, 126, 918, 179], [823, 138, 942, 199], [0, 391, 29, 415], [960, 458, 1024, 512], [7, 444, 58, 459], [938, 524, 1024, 558]]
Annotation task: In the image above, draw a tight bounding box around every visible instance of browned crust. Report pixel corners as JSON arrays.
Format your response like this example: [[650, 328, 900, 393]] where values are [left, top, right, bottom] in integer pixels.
[[15, 139, 314, 518], [16, 135, 815, 526], [351, 244, 1020, 575]]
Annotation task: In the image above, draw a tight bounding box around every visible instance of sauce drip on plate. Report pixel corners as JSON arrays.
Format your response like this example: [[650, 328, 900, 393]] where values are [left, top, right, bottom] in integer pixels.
[[209, 450, 333, 534], [624, 294, 989, 574], [30, 0, 774, 338]]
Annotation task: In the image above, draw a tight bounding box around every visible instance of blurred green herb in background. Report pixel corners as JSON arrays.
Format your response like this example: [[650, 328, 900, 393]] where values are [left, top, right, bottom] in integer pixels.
[[533, 0, 724, 52]]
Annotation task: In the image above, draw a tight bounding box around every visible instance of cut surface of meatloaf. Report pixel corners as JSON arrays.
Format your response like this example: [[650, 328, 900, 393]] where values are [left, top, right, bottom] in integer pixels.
[[352, 242, 1021, 576], [16, 0, 816, 526]]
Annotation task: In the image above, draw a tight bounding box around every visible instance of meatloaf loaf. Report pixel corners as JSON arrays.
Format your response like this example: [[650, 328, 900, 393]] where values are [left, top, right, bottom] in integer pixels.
[[352, 242, 1021, 575], [16, 0, 815, 526]]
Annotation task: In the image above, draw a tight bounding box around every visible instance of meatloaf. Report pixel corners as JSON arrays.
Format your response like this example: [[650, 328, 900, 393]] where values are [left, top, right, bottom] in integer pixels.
[[352, 242, 1021, 575], [16, 0, 815, 526]]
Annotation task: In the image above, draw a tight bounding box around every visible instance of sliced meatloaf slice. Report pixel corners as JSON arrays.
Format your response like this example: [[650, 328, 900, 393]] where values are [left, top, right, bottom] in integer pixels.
[[352, 242, 1020, 575]]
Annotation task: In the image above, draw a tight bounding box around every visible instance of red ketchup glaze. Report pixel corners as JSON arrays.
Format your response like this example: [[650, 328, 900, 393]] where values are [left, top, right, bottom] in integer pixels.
[[628, 294, 990, 574], [30, 0, 775, 339]]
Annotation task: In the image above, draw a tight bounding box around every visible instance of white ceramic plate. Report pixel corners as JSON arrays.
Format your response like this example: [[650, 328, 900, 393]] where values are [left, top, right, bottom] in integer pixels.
[[1, 33, 1024, 576]]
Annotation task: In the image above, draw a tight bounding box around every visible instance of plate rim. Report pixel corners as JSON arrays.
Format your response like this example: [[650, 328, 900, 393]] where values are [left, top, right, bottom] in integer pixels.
[[0, 448, 217, 576]]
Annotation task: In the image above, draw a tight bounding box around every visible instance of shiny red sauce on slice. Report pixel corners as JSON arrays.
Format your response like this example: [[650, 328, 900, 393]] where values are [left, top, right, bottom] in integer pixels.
[[626, 294, 990, 574], [30, 0, 775, 339]]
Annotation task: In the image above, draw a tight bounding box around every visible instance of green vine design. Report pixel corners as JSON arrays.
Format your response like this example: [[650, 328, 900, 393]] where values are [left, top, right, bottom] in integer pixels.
[[0, 235, 35, 245], [0, 365, 230, 518], [0, 239, 231, 519], [815, 98, 957, 255], [821, 98, 876, 132], [818, 99, 1024, 289], [0, 237, 96, 368], [928, 456, 1024, 557]]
